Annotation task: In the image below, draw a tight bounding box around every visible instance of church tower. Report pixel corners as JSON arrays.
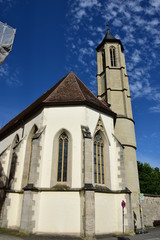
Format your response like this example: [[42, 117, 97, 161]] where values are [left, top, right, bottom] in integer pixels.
[[96, 25, 140, 228]]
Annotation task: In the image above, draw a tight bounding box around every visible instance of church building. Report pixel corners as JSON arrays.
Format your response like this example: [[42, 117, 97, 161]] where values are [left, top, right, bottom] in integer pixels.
[[0, 26, 140, 238]]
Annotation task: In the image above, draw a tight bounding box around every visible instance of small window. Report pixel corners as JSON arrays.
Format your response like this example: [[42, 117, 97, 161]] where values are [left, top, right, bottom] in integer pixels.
[[94, 133, 105, 184], [57, 132, 68, 182], [110, 47, 116, 67], [102, 50, 106, 72]]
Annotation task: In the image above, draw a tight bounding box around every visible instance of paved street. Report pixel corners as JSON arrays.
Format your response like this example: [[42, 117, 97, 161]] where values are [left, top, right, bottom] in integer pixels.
[[0, 227, 160, 240]]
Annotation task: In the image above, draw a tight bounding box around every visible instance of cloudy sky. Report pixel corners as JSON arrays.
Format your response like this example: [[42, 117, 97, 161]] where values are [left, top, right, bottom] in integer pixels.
[[0, 0, 160, 168]]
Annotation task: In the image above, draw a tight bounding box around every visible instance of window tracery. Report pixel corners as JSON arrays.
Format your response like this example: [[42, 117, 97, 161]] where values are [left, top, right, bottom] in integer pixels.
[[57, 132, 68, 182], [110, 47, 116, 67], [94, 132, 105, 184]]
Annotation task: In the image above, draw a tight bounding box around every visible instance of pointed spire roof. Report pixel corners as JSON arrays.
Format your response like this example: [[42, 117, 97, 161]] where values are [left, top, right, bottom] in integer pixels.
[[104, 24, 117, 40], [96, 24, 124, 51], [0, 72, 116, 140]]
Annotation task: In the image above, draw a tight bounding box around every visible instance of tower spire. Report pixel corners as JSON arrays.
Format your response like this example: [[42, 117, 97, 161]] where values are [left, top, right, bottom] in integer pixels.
[[106, 23, 109, 32]]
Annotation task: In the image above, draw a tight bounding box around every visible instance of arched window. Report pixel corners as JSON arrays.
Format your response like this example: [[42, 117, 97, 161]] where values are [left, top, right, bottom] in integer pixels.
[[102, 50, 106, 72], [110, 47, 116, 67], [8, 134, 19, 189], [26, 125, 38, 185], [57, 132, 68, 182], [94, 132, 105, 184]]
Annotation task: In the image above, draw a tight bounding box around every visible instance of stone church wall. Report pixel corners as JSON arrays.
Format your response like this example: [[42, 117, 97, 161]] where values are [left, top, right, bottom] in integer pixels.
[[95, 193, 130, 234], [142, 195, 160, 227]]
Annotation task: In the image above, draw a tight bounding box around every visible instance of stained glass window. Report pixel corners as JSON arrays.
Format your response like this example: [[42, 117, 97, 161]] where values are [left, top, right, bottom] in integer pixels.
[[94, 133, 105, 184], [57, 133, 68, 182]]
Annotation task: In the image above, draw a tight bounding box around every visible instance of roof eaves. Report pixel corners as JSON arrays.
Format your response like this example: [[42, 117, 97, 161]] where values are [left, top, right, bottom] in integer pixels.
[[96, 38, 124, 52]]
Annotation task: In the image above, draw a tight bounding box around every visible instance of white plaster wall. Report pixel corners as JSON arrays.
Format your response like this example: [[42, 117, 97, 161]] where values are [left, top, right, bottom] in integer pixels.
[[0, 110, 44, 154], [14, 138, 27, 190], [109, 139, 118, 190], [110, 136, 124, 191], [0, 111, 44, 179], [0, 129, 22, 154], [95, 193, 128, 234], [40, 107, 85, 188], [37, 192, 80, 235], [6, 193, 23, 229], [0, 147, 11, 176], [40, 106, 114, 188]]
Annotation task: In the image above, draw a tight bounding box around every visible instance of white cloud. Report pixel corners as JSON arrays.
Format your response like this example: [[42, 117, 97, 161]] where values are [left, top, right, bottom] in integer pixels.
[[6, 69, 22, 86], [154, 37, 160, 46], [150, 18, 159, 26], [79, 0, 101, 8], [0, 63, 9, 77], [138, 37, 147, 45], [112, 19, 122, 27], [88, 39, 95, 47], [127, 1, 143, 13], [149, 104, 160, 113], [130, 81, 143, 97], [0, 63, 22, 86], [122, 25, 135, 33], [97, 27, 104, 33], [150, 0, 160, 9], [76, 9, 86, 21], [131, 50, 141, 64], [66, 0, 160, 109], [145, 6, 155, 15]]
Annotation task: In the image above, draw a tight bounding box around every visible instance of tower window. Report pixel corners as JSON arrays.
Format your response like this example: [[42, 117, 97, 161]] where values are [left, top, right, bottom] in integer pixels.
[[102, 50, 106, 72], [57, 132, 68, 182], [94, 133, 105, 184], [110, 47, 116, 67]]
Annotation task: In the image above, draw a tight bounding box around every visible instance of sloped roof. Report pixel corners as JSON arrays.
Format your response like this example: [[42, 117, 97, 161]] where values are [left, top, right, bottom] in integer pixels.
[[0, 71, 116, 140], [103, 26, 117, 40], [96, 25, 124, 51]]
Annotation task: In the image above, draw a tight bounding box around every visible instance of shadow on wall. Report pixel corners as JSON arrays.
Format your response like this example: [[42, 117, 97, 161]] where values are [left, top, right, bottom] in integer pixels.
[[133, 211, 137, 233], [0, 161, 8, 215]]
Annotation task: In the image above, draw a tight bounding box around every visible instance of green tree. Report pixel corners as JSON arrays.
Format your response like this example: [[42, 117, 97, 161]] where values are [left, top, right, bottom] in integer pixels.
[[138, 161, 160, 195]]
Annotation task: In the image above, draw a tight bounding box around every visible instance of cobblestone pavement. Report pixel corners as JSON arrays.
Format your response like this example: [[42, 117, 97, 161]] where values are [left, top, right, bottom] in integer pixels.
[[0, 227, 160, 240]]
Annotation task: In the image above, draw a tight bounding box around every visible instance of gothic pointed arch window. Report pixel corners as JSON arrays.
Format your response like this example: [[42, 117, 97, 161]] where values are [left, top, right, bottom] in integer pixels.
[[94, 132, 105, 184], [110, 46, 116, 67], [57, 132, 68, 182], [8, 134, 19, 189], [26, 125, 38, 185], [102, 49, 106, 72], [21, 124, 38, 188]]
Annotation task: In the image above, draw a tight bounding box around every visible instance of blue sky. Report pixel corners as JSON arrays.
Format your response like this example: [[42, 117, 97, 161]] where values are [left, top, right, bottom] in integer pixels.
[[0, 0, 160, 168]]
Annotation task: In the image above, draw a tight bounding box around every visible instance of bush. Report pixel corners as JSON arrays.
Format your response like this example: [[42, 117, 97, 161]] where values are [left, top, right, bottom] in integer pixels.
[[153, 220, 160, 227]]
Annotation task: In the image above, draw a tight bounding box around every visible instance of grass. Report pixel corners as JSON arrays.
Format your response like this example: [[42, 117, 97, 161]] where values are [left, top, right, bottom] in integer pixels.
[[0, 227, 28, 237]]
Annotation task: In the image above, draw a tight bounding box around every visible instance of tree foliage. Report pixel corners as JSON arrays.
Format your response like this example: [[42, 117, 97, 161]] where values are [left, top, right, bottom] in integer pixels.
[[138, 161, 160, 195]]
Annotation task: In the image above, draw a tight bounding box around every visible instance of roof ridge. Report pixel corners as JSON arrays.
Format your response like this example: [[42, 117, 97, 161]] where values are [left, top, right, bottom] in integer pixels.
[[71, 72, 89, 101], [74, 73, 109, 105], [67, 71, 86, 101]]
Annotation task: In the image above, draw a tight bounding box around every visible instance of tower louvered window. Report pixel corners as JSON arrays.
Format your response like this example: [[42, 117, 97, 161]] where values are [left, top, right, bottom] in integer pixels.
[[57, 132, 68, 182], [110, 47, 116, 67], [94, 133, 105, 184], [102, 50, 106, 72]]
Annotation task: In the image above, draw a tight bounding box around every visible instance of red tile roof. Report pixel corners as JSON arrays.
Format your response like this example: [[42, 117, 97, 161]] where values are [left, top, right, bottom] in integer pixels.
[[0, 71, 116, 140]]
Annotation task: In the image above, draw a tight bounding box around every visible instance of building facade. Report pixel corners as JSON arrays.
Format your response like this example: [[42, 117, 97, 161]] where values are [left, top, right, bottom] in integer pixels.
[[0, 27, 140, 238]]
